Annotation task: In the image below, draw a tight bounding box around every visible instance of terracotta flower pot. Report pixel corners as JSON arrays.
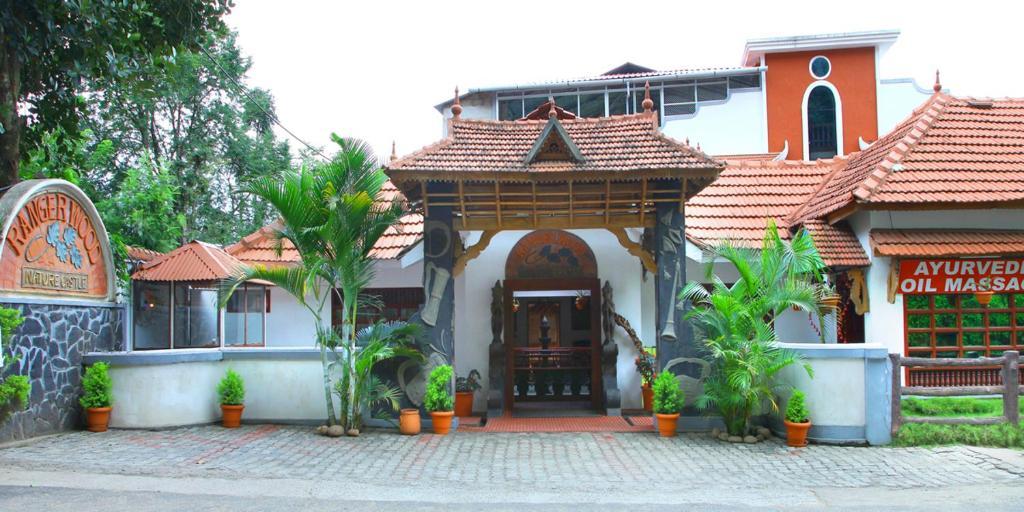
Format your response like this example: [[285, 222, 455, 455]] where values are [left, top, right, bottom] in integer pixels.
[[85, 406, 111, 432], [784, 420, 811, 447], [655, 413, 680, 437], [454, 391, 474, 417], [641, 385, 653, 412], [221, 404, 244, 428], [819, 295, 841, 314], [975, 291, 994, 306], [399, 408, 421, 435], [430, 411, 454, 435]]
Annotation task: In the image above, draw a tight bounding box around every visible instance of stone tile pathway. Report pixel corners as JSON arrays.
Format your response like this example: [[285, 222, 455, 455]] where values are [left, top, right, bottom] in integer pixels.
[[1, 425, 1022, 492]]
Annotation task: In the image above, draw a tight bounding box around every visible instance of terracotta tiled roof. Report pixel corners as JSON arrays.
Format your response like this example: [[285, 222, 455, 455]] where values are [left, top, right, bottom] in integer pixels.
[[126, 246, 162, 262], [132, 241, 246, 282], [387, 112, 722, 176], [795, 93, 1024, 221], [226, 181, 423, 264], [686, 158, 867, 267], [871, 230, 1024, 257], [800, 220, 870, 267]]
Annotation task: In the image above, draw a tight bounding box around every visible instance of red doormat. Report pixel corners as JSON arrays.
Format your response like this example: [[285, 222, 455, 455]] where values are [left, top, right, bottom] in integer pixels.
[[461, 414, 653, 433]]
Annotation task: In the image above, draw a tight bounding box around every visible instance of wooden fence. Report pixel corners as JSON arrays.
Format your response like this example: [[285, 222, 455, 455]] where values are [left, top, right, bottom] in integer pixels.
[[890, 351, 1021, 436]]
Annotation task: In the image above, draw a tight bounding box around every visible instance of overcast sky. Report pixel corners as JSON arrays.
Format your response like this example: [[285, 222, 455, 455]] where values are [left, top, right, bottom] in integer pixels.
[[227, 0, 1022, 162]]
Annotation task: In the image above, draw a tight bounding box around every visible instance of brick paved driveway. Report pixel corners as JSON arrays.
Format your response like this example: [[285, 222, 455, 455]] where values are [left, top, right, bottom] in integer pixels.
[[1, 425, 1021, 492]]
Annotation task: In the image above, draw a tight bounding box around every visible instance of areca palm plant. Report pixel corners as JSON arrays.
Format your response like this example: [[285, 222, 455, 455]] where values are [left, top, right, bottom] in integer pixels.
[[220, 135, 409, 430], [333, 321, 424, 428], [680, 221, 821, 436]]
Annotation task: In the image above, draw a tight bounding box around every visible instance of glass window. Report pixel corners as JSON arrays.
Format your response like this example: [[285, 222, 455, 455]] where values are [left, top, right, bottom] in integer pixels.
[[607, 91, 627, 115], [729, 74, 761, 89], [133, 282, 171, 350], [524, 97, 546, 115], [664, 104, 696, 116], [810, 56, 831, 79], [903, 293, 1022, 359], [806, 85, 838, 160], [663, 85, 694, 104], [631, 87, 660, 114], [224, 283, 267, 347], [552, 94, 578, 115], [334, 288, 424, 341], [172, 284, 219, 349], [579, 93, 605, 118], [498, 99, 523, 120], [696, 82, 727, 102]]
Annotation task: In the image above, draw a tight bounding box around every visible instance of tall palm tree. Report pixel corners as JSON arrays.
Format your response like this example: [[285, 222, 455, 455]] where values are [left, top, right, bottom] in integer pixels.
[[680, 221, 820, 435], [220, 136, 406, 429]]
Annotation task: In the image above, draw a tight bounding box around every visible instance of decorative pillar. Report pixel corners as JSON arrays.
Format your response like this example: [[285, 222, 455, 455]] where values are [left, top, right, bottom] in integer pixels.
[[487, 281, 504, 416], [653, 180, 697, 380], [419, 181, 457, 362]]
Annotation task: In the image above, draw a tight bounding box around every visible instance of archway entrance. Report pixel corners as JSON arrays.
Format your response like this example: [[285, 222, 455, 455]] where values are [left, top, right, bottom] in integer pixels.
[[502, 231, 602, 415]]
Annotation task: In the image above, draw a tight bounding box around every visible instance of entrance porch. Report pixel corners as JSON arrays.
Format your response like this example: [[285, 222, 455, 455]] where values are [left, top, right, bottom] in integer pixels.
[[386, 93, 721, 418]]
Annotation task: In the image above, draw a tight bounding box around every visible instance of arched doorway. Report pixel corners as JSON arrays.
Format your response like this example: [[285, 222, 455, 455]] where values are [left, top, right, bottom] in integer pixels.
[[502, 231, 603, 414], [805, 84, 840, 160]]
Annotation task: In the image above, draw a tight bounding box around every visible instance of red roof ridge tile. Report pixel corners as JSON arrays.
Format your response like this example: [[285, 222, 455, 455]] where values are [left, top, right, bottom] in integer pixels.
[[851, 94, 950, 203]]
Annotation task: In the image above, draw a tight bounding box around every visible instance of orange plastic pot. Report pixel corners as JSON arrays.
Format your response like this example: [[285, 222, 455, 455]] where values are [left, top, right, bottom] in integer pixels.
[[975, 291, 994, 307], [655, 413, 679, 437], [221, 404, 244, 428], [784, 420, 811, 447], [430, 411, 454, 435], [454, 391, 474, 417], [399, 408, 421, 435], [85, 407, 111, 432], [641, 385, 653, 412]]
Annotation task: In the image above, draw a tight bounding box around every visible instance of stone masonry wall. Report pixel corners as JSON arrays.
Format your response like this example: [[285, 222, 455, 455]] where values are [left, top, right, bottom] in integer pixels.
[[0, 302, 124, 442]]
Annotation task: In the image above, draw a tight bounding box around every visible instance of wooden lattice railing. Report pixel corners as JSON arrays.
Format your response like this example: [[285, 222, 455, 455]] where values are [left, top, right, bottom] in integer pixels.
[[890, 351, 1021, 435]]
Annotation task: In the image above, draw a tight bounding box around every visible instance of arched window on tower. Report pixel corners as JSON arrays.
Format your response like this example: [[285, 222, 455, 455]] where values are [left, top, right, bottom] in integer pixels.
[[806, 85, 838, 160]]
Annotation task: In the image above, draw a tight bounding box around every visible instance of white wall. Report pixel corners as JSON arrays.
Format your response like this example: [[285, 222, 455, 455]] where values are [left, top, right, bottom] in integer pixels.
[[877, 78, 932, 136], [107, 356, 338, 428], [662, 89, 767, 156], [777, 354, 865, 427], [455, 229, 654, 411], [441, 93, 496, 135]]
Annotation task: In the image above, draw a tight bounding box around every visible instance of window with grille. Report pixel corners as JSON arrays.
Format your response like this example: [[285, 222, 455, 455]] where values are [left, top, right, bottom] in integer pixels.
[[904, 293, 1024, 358]]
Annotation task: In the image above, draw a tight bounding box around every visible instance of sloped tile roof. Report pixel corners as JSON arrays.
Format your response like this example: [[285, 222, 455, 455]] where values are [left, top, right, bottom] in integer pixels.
[[795, 93, 1024, 221], [226, 181, 423, 264], [387, 112, 722, 176], [871, 230, 1024, 257], [132, 241, 245, 282], [801, 220, 871, 267], [126, 246, 162, 263]]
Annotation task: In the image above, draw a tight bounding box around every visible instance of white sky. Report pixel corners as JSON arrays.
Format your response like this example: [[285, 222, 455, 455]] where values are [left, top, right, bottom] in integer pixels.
[[227, 0, 1023, 162]]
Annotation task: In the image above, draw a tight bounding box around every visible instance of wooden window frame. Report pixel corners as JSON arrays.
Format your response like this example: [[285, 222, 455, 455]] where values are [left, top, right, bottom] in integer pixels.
[[903, 293, 1021, 359], [224, 283, 267, 348]]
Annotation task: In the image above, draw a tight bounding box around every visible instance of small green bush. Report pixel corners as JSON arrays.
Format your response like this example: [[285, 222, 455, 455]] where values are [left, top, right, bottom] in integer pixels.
[[217, 369, 245, 405], [785, 390, 810, 423], [79, 362, 112, 409], [652, 371, 684, 414], [424, 364, 453, 412]]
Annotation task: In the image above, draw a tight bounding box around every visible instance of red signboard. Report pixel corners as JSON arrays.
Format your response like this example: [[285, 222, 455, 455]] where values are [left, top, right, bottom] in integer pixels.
[[898, 258, 1024, 294]]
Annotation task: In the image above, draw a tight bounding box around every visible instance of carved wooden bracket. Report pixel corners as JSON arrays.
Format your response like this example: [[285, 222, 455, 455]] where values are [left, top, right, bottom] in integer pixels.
[[608, 228, 656, 274], [848, 268, 869, 314], [453, 230, 497, 276], [887, 262, 899, 304]]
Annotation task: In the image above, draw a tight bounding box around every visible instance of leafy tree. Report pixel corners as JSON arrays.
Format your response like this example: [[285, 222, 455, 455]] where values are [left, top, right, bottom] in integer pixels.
[[0, 0, 233, 187], [82, 31, 288, 244], [0, 306, 28, 425], [220, 136, 408, 429], [680, 222, 819, 436], [96, 164, 183, 254]]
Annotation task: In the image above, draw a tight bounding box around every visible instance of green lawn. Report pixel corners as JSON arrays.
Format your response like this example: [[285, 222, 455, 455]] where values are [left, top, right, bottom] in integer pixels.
[[894, 397, 1024, 448]]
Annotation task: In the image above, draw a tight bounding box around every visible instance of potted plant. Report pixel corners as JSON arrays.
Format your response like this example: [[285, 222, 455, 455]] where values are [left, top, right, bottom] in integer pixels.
[[652, 371, 684, 437], [635, 350, 655, 412], [455, 369, 481, 417], [975, 278, 994, 307], [218, 369, 245, 428], [819, 282, 840, 313], [784, 389, 811, 447], [80, 362, 112, 432], [425, 364, 455, 435]]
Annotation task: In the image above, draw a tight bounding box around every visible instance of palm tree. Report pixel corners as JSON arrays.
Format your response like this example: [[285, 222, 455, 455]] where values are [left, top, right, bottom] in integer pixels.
[[679, 221, 820, 436], [220, 136, 407, 429], [334, 321, 424, 429]]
